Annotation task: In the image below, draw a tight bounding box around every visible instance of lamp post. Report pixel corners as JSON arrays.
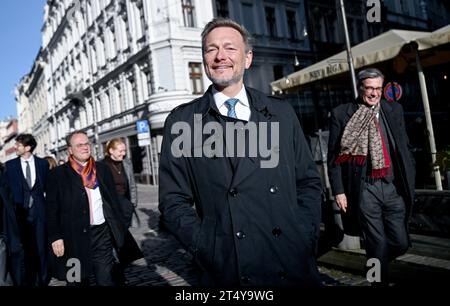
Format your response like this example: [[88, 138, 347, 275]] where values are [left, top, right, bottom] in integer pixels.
[[335, 0, 360, 250], [338, 0, 358, 99]]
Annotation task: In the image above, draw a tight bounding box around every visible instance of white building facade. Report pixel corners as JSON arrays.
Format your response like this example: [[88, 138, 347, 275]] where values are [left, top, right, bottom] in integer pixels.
[[35, 0, 213, 182]]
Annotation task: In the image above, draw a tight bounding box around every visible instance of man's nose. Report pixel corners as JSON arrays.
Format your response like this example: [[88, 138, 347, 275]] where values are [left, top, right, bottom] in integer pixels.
[[215, 48, 227, 60]]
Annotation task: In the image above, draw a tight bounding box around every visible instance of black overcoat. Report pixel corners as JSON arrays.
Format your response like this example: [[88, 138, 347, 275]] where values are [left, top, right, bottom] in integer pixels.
[[159, 86, 323, 286], [327, 99, 416, 236], [46, 162, 126, 281]]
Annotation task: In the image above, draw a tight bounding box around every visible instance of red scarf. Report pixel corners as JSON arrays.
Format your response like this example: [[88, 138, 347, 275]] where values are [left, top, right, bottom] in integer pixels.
[[69, 155, 98, 189]]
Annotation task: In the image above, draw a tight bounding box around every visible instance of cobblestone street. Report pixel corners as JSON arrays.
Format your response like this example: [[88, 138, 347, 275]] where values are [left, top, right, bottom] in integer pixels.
[[120, 185, 369, 287], [49, 184, 372, 286]]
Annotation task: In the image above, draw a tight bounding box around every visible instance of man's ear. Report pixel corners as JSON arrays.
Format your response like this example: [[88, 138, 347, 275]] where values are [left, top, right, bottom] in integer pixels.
[[245, 51, 253, 69]]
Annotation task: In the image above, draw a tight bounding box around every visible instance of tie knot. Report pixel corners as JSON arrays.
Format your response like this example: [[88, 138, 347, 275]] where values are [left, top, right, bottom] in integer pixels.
[[224, 98, 239, 119], [225, 98, 239, 109]]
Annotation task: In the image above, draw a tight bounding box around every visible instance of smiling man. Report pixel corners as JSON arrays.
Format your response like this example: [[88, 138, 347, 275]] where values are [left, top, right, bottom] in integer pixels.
[[327, 68, 416, 285], [46, 131, 126, 286], [159, 18, 323, 286]]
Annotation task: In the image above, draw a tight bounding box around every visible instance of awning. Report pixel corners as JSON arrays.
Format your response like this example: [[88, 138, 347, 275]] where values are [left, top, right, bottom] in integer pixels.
[[270, 26, 450, 92]]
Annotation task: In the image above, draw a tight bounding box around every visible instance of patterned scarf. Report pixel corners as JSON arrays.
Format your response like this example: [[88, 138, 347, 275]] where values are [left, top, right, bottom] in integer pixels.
[[69, 155, 98, 189], [335, 102, 391, 178]]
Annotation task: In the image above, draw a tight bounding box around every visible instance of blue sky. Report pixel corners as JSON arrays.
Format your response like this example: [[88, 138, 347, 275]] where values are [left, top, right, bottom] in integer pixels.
[[0, 0, 46, 120]]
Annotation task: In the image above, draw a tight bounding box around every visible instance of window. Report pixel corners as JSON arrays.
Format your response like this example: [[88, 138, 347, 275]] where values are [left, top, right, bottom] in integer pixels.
[[241, 3, 255, 33], [216, 0, 229, 18], [265, 7, 277, 37], [140, 69, 150, 100], [189, 63, 203, 94], [138, 3, 146, 38], [182, 0, 195, 27], [286, 10, 298, 40]]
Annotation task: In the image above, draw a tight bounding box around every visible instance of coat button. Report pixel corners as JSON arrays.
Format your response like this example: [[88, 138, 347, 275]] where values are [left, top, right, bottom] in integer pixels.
[[82, 210, 87, 215], [272, 227, 282, 237], [269, 186, 278, 194], [236, 231, 246, 239], [82, 229, 87, 233], [229, 188, 238, 197], [278, 271, 287, 280]]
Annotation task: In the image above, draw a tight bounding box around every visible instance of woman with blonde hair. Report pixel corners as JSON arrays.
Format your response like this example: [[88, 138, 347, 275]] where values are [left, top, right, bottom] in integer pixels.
[[44, 156, 58, 169], [100, 138, 138, 229], [100, 138, 142, 285]]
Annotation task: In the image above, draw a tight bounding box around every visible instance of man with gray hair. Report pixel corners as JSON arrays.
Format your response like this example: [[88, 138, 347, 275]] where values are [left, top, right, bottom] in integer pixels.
[[327, 68, 416, 285]]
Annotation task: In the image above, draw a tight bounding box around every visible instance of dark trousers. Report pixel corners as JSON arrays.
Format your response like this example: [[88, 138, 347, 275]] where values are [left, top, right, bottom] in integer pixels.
[[13, 211, 47, 286], [360, 179, 409, 284], [69, 223, 116, 286]]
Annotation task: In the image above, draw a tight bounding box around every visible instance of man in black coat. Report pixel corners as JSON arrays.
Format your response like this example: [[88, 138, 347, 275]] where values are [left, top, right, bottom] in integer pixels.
[[3, 134, 49, 286], [327, 68, 416, 285], [159, 18, 323, 286], [46, 131, 126, 286]]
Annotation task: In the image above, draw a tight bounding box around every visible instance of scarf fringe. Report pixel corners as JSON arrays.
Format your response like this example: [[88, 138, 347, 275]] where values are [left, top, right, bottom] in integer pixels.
[[335, 154, 367, 166]]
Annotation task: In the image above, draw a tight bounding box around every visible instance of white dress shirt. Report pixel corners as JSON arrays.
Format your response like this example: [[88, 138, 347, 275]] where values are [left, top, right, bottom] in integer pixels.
[[213, 85, 251, 121], [20, 155, 36, 187], [87, 186, 106, 226]]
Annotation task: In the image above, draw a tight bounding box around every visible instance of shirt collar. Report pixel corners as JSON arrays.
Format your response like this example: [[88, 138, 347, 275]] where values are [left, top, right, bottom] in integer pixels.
[[20, 155, 34, 164], [212, 85, 249, 109]]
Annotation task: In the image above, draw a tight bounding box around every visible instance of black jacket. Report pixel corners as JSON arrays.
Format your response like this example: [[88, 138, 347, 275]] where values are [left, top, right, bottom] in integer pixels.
[[46, 161, 126, 280], [159, 86, 323, 286], [327, 99, 416, 236]]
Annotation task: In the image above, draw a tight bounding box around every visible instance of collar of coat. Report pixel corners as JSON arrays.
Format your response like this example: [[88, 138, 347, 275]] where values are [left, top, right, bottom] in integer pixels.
[[193, 85, 277, 121]]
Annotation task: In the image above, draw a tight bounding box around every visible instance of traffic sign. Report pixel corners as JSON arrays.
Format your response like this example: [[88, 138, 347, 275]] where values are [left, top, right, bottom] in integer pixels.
[[136, 120, 150, 133], [383, 82, 402, 102], [137, 133, 150, 140], [138, 138, 151, 147]]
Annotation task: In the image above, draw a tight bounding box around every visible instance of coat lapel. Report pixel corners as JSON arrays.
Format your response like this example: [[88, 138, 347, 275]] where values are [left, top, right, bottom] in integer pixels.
[[380, 100, 400, 145], [230, 89, 274, 186], [65, 163, 85, 191]]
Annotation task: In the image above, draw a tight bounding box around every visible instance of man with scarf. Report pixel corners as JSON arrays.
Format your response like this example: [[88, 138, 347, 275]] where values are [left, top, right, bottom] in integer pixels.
[[46, 130, 126, 285], [328, 68, 415, 285]]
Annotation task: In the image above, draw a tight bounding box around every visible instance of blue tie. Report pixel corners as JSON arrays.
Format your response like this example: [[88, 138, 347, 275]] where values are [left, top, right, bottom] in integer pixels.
[[225, 98, 239, 119]]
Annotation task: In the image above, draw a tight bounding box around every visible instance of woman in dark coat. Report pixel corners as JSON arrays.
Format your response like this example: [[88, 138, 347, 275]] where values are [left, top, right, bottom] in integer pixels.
[[99, 138, 143, 285]]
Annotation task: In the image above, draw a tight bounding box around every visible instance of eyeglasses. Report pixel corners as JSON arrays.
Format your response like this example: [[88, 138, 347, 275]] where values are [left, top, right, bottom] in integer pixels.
[[364, 86, 382, 93], [72, 142, 91, 149]]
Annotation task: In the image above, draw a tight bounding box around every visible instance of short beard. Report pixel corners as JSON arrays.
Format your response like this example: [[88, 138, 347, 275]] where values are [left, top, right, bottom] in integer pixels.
[[207, 71, 244, 88]]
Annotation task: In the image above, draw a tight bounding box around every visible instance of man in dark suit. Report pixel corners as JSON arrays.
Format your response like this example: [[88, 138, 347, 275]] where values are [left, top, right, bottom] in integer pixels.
[[159, 18, 323, 286], [3, 134, 49, 286], [327, 68, 416, 285], [46, 130, 126, 286]]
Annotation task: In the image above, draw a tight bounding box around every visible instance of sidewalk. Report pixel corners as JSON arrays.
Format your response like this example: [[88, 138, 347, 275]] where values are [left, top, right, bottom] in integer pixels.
[[317, 233, 450, 284], [52, 184, 450, 286]]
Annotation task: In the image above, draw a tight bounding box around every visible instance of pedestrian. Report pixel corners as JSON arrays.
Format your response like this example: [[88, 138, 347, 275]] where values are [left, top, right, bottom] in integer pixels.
[[3, 134, 50, 286], [159, 18, 323, 286], [44, 156, 58, 170], [99, 138, 143, 285], [100, 138, 138, 229], [327, 68, 416, 285], [46, 130, 126, 286]]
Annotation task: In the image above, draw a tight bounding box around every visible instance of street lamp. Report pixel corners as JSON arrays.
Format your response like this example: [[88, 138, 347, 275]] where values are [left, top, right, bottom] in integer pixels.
[[294, 52, 300, 67]]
